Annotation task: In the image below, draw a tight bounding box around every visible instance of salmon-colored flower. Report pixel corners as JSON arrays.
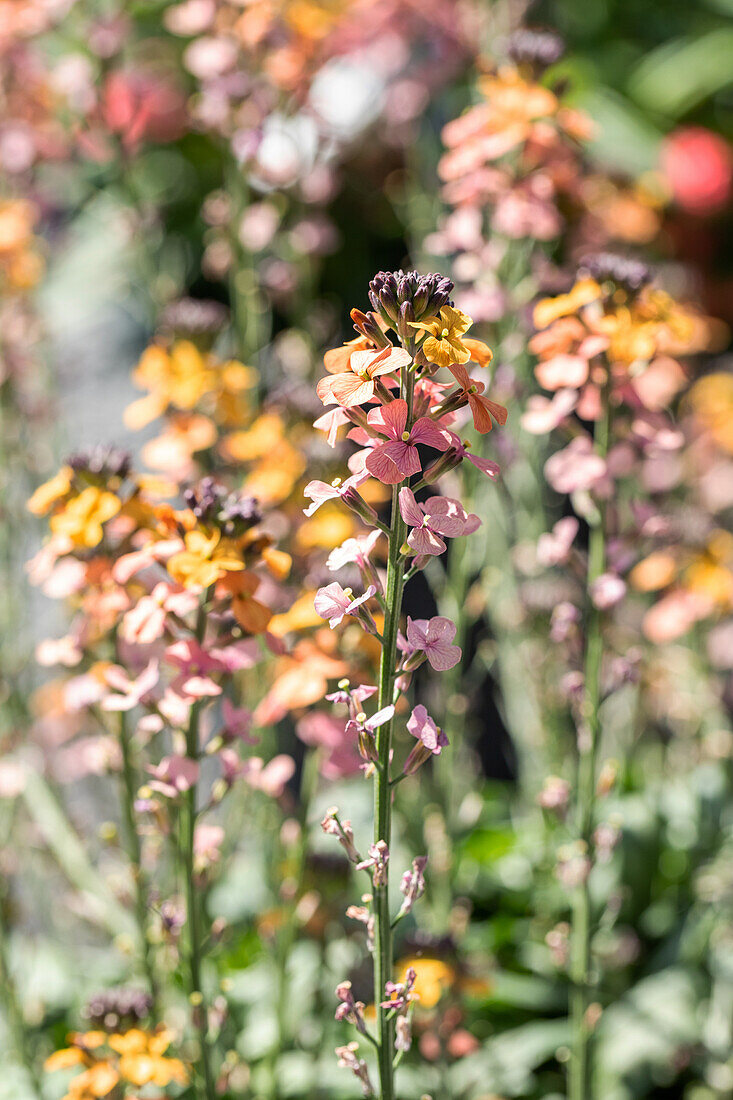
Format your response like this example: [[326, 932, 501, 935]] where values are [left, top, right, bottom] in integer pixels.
[[443, 362, 508, 434], [317, 345, 410, 408]]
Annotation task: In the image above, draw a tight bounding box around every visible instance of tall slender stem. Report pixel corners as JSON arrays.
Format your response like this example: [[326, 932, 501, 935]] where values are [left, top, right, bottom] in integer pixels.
[[372, 359, 414, 1100], [569, 381, 612, 1100], [183, 597, 216, 1100], [117, 708, 159, 1017]]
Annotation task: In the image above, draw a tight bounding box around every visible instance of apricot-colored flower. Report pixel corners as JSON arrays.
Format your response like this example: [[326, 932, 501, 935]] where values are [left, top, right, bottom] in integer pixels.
[[395, 956, 455, 1010], [49, 488, 121, 549], [317, 345, 410, 408], [410, 305, 473, 368], [444, 362, 508, 433], [167, 528, 244, 589]]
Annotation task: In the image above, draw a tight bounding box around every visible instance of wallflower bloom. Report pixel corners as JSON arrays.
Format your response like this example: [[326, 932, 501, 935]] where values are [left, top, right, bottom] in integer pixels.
[[315, 582, 376, 629], [364, 399, 450, 484], [404, 704, 448, 774], [49, 487, 121, 548], [399, 487, 480, 556], [443, 362, 508, 433], [167, 528, 243, 589], [108, 1028, 187, 1087], [317, 345, 411, 407], [410, 304, 473, 368], [405, 616, 461, 671]]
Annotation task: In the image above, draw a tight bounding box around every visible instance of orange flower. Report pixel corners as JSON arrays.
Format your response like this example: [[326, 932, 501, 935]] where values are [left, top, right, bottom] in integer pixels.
[[218, 570, 273, 633], [317, 344, 410, 408], [445, 362, 508, 433], [167, 528, 244, 589], [686, 372, 733, 453], [254, 637, 349, 725], [49, 488, 121, 548]]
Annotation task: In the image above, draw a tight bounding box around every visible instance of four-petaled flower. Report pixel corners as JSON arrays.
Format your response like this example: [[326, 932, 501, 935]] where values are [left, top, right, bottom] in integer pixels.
[[410, 304, 473, 368], [364, 399, 450, 484], [314, 582, 376, 629], [317, 344, 411, 408], [406, 616, 462, 671], [399, 487, 480, 556], [444, 361, 508, 433]]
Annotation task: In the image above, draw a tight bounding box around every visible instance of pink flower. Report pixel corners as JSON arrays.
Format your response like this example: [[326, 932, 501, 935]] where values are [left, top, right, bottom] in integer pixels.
[[243, 754, 295, 798], [326, 530, 382, 573], [544, 436, 607, 494], [296, 712, 362, 779], [365, 399, 450, 484], [590, 573, 627, 610], [314, 583, 375, 629], [165, 639, 222, 697], [406, 616, 461, 671], [521, 390, 577, 435], [148, 754, 200, 797], [303, 472, 368, 517], [102, 659, 159, 711], [535, 354, 590, 392], [313, 406, 350, 447], [536, 517, 579, 568], [444, 430, 500, 479], [194, 823, 224, 868], [661, 126, 733, 215], [407, 705, 448, 754], [221, 698, 257, 743], [399, 487, 480, 556], [36, 635, 83, 668]]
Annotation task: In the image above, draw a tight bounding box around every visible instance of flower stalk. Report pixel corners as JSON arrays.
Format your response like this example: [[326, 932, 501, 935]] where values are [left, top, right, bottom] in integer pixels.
[[569, 376, 612, 1100]]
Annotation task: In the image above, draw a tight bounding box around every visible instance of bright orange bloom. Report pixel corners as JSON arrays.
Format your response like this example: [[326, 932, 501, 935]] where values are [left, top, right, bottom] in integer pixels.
[[27, 466, 73, 515], [108, 1028, 188, 1088]]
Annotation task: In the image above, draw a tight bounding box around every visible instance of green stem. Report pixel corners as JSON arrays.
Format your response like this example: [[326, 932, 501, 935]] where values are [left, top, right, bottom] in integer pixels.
[[372, 357, 414, 1100], [183, 596, 217, 1100], [569, 382, 612, 1100], [117, 709, 159, 1018]]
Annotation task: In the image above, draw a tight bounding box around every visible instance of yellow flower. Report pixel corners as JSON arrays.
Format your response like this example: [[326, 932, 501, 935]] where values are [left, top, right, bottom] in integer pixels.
[[109, 1027, 188, 1088], [49, 488, 121, 548], [410, 305, 473, 368], [167, 528, 244, 589], [687, 372, 733, 453], [27, 466, 73, 515], [395, 956, 455, 1010], [533, 278, 602, 330], [268, 590, 322, 636], [683, 531, 733, 610]]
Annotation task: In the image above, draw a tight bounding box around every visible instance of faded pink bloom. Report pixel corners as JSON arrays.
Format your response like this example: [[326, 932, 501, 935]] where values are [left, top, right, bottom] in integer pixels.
[[243, 754, 295, 798], [406, 616, 461, 671], [535, 354, 590, 392], [303, 472, 367, 517], [148, 754, 200, 797], [36, 635, 83, 668], [537, 517, 579, 568], [365, 399, 450, 484], [102, 659, 159, 711], [399, 487, 480, 556], [642, 589, 711, 643], [521, 389, 578, 435], [221, 698, 256, 744], [165, 639, 222, 697], [326, 530, 382, 573], [194, 823, 224, 868], [313, 406, 351, 447], [296, 713, 361, 779], [112, 539, 183, 584], [357, 840, 389, 886], [314, 583, 375, 629], [544, 436, 607, 494], [590, 573, 627, 610]]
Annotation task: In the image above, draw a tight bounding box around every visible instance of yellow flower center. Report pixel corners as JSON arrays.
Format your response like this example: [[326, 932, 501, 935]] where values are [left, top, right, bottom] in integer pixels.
[[331, 477, 342, 487], [356, 711, 366, 723], [401, 431, 410, 442], [440, 327, 450, 338]]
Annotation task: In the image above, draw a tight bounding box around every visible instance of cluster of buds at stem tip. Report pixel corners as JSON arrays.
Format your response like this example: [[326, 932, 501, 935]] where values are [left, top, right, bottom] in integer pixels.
[[335, 1043, 375, 1099], [183, 476, 262, 536], [505, 27, 565, 70], [579, 251, 653, 296], [321, 807, 361, 864], [335, 981, 369, 1038], [357, 840, 389, 886], [368, 270, 454, 327]]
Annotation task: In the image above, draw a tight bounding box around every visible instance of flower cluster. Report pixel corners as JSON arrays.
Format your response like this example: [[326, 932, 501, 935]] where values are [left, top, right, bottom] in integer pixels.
[[315, 270, 505, 1094]]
